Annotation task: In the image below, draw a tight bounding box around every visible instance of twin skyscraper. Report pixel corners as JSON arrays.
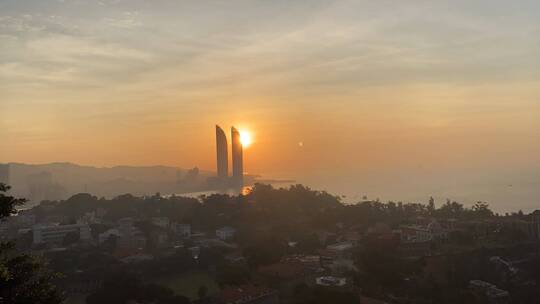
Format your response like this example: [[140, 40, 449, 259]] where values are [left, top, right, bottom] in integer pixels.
[[215, 125, 243, 187]]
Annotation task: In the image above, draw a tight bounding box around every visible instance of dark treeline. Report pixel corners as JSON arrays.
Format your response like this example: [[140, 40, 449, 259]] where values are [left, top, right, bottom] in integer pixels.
[[33, 184, 497, 234], [0, 184, 64, 303]]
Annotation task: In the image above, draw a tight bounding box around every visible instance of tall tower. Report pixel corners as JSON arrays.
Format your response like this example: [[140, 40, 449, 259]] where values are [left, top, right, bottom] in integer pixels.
[[231, 127, 243, 186], [215, 125, 228, 180]]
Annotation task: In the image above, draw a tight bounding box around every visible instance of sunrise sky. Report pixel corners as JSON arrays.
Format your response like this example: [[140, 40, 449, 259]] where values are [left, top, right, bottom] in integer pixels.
[[1, 1, 539, 210]]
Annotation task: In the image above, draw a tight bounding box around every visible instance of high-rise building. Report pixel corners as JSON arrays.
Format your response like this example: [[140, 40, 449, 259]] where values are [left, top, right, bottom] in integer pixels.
[[0, 164, 9, 186], [216, 125, 229, 180], [231, 127, 243, 186]]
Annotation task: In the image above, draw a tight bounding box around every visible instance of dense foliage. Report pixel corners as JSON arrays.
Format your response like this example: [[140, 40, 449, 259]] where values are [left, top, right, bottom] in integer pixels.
[[0, 184, 63, 304], [86, 271, 189, 304]]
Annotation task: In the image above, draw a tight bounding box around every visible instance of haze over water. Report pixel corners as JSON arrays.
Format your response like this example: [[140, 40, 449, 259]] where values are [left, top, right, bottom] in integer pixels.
[[1, 1, 539, 213]]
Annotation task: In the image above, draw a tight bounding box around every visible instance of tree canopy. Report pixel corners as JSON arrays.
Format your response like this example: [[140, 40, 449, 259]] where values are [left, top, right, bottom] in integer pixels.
[[0, 183, 63, 304]]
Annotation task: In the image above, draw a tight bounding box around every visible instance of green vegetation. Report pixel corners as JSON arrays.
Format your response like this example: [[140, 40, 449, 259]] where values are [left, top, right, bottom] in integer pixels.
[[154, 271, 220, 300], [87, 271, 190, 304], [0, 184, 63, 304]]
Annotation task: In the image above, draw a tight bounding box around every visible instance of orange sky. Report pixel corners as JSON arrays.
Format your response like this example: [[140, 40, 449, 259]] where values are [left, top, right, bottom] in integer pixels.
[[1, 1, 540, 209]]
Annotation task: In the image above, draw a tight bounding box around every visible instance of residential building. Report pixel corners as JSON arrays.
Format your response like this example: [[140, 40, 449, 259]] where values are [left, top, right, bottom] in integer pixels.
[[77, 211, 99, 225], [216, 226, 236, 240], [469, 280, 510, 304], [16, 212, 36, 227], [282, 255, 322, 271], [316, 276, 347, 287], [258, 262, 305, 280], [98, 229, 122, 244], [151, 217, 170, 229], [32, 223, 91, 245], [118, 217, 135, 236], [172, 223, 191, 238], [427, 220, 448, 240], [152, 230, 169, 248], [219, 284, 278, 304], [399, 225, 433, 243], [325, 241, 354, 258]]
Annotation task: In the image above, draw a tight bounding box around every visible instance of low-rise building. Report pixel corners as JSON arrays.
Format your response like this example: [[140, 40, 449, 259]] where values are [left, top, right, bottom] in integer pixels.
[[16, 212, 36, 227], [325, 241, 354, 258], [121, 253, 154, 264], [117, 233, 147, 251], [216, 226, 236, 240], [118, 217, 135, 235], [172, 223, 191, 238], [282, 255, 322, 271], [32, 223, 91, 245], [399, 225, 433, 243], [315, 276, 347, 287], [77, 211, 100, 225], [152, 230, 169, 248], [258, 262, 305, 280], [151, 217, 170, 229], [219, 284, 278, 304], [469, 280, 510, 304], [98, 228, 122, 244], [427, 220, 448, 240]]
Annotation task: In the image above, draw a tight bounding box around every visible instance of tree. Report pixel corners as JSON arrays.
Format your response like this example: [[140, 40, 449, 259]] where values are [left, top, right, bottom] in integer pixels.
[[0, 184, 25, 218], [197, 285, 208, 300], [293, 286, 358, 304], [356, 246, 403, 288], [87, 270, 189, 304], [427, 196, 435, 214], [0, 183, 63, 303], [243, 236, 287, 269], [217, 264, 251, 286], [471, 201, 493, 218], [437, 200, 465, 218]]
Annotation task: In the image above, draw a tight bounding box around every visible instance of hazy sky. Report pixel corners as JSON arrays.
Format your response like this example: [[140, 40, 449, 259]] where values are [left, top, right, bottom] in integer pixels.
[[1, 1, 539, 210]]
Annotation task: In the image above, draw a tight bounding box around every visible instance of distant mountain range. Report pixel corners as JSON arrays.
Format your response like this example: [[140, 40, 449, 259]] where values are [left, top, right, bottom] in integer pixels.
[[3, 162, 255, 205]]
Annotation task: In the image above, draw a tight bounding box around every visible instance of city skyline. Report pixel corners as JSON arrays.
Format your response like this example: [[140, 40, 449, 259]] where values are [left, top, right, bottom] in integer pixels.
[[1, 2, 540, 303], [215, 125, 244, 187], [1, 0, 539, 211], [231, 126, 244, 187], [215, 125, 228, 181]]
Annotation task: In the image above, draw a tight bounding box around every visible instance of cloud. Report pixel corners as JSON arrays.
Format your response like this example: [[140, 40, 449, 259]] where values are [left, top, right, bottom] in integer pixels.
[[2, 1, 539, 96], [102, 11, 142, 29]]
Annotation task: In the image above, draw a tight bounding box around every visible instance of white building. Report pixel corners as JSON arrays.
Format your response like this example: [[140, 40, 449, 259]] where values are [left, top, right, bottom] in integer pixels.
[[216, 226, 236, 240], [78, 211, 99, 225], [316, 276, 347, 287], [326, 241, 354, 253], [32, 224, 91, 245], [399, 226, 433, 243], [427, 220, 448, 240]]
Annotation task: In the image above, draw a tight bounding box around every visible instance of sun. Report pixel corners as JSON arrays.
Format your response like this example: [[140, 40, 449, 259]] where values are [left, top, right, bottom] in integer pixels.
[[239, 130, 252, 148]]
